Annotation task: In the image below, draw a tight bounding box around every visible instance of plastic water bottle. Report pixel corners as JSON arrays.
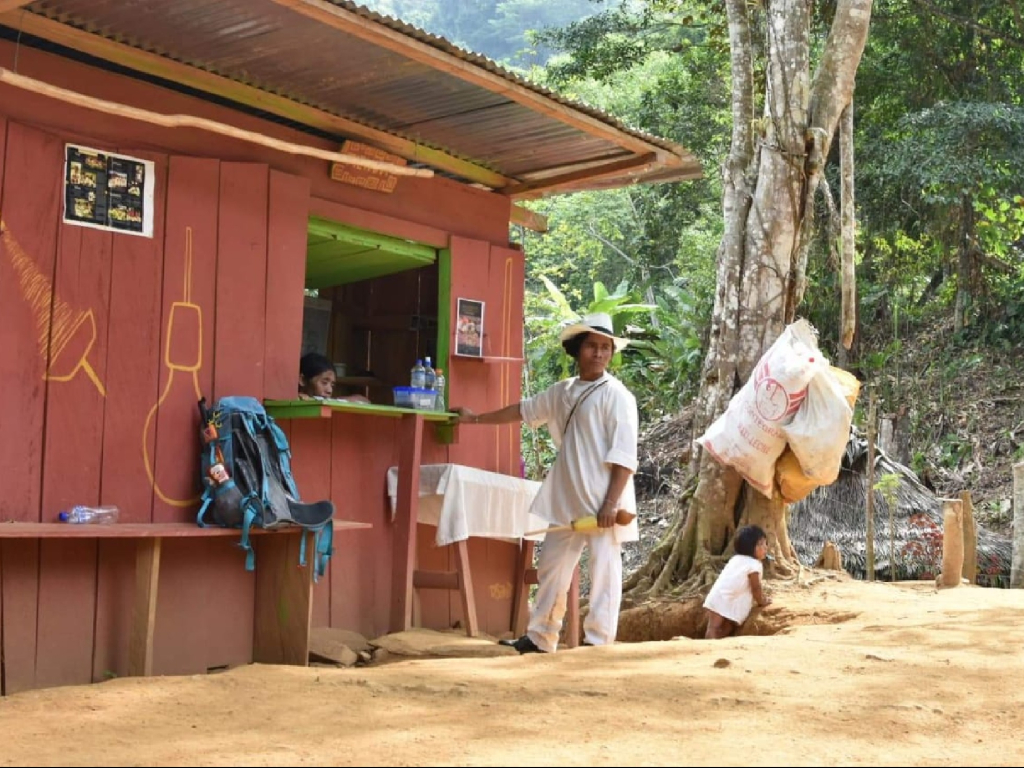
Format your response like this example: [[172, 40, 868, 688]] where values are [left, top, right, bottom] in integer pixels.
[[410, 359, 426, 389], [433, 368, 446, 411], [423, 356, 436, 391], [58, 505, 120, 524]]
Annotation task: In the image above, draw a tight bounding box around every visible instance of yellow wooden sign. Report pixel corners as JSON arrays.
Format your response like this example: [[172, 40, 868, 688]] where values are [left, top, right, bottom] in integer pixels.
[[330, 140, 407, 193]]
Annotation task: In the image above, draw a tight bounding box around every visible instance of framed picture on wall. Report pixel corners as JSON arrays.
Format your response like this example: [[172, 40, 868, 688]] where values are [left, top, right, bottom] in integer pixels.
[[63, 144, 156, 237], [455, 298, 485, 357]]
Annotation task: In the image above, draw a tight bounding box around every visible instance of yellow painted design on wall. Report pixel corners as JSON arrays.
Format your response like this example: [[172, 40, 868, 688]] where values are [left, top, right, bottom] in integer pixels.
[[143, 227, 204, 507], [488, 581, 513, 601], [1, 219, 106, 396]]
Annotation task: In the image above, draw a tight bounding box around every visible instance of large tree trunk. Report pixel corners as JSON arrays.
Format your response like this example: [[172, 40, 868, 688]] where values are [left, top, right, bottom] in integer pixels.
[[627, 0, 873, 600]]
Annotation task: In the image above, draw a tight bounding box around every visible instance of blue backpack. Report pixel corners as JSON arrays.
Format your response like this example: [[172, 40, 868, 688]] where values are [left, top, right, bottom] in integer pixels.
[[197, 396, 334, 580]]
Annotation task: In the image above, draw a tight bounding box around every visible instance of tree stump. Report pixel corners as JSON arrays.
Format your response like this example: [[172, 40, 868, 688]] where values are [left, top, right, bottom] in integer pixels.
[[960, 490, 977, 585], [937, 498, 964, 589], [814, 541, 843, 571]]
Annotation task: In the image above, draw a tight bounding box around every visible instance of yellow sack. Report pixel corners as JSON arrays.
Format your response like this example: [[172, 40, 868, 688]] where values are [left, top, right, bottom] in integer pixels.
[[775, 447, 820, 503], [830, 366, 861, 407]]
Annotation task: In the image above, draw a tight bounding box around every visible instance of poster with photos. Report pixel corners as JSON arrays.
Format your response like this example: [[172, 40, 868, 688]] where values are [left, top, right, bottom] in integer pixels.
[[455, 298, 485, 357], [63, 144, 155, 237]]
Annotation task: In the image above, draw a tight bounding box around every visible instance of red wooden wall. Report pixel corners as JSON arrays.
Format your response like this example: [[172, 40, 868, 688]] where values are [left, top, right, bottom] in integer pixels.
[[0, 121, 314, 693], [0, 40, 527, 694]]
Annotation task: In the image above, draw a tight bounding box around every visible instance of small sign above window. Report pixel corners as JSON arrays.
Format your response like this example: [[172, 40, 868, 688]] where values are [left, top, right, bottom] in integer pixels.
[[63, 144, 155, 238], [329, 140, 406, 194]]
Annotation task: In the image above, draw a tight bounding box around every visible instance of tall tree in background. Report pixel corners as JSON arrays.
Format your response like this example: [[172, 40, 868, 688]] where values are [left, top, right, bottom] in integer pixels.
[[627, 0, 874, 597]]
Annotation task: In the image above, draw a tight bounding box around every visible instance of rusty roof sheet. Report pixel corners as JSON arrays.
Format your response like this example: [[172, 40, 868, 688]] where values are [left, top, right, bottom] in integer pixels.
[[1, 0, 701, 196]]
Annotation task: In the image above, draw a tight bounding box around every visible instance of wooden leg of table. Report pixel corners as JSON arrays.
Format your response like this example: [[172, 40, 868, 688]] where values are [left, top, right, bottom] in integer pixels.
[[129, 537, 161, 677], [511, 539, 535, 636], [564, 564, 581, 649], [252, 532, 314, 666], [390, 414, 423, 633], [453, 540, 478, 637]]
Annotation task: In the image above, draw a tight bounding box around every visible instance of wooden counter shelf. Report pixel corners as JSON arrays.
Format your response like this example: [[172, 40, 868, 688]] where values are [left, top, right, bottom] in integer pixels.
[[264, 399, 458, 442]]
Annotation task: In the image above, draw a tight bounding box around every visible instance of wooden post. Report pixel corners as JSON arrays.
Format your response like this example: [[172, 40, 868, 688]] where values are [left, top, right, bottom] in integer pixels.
[[252, 531, 315, 665], [564, 565, 581, 649], [128, 538, 162, 676], [960, 490, 977, 585], [390, 414, 424, 631], [865, 390, 876, 581], [1011, 462, 1024, 588], [938, 498, 964, 588]]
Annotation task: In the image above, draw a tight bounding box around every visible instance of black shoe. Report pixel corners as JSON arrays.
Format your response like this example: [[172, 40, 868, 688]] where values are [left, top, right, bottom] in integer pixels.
[[498, 635, 545, 654]]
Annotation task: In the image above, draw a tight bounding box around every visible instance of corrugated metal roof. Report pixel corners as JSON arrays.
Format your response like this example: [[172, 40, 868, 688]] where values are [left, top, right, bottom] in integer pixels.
[[0, 0, 701, 196]]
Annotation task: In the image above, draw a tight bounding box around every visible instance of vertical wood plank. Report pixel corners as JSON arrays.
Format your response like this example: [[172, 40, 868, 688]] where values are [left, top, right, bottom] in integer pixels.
[[151, 156, 219, 522], [453, 539, 478, 637], [152, 537, 254, 675], [0, 122, 61, 694], [490, 245, 526, 477], [564, 565, 581, 648], [92, 539, 135, 683], [33, 222, 112, 690], [287, 417, 332, 629], [213, 163, 268, 399], [512, 540, 535, 637], [391, 414, 423, 632], [33, 540, 98, 690], [445, 237, 499, 471], [40, 225, 112, 520], [99, 150, 167, 524], [0, 540, 39, 694], [328, 412, 397, 637], [128, 538, 161, 676], [252, 532, 314, 666], [264, 170, 310, 400], [0, 122, 63, 522]]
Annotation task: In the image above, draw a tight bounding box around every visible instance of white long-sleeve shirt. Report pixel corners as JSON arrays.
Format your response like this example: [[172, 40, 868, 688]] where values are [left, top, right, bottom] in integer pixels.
[[520, 372, 639, 543]]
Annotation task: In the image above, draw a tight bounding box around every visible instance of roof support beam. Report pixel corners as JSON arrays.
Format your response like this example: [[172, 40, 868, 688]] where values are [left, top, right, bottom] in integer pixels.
[[504, 154, 657, 200], [0, 10, 513, 189], [271, 0, 684, 167], [510, 205, 548, 233], [0, 2, 32, 13]]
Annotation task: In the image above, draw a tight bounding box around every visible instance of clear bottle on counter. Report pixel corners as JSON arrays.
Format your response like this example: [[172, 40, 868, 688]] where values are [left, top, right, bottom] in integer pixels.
[[410, 359, 426, 389], [433, 368, 446, 411], [58, 505, 120, 524], [423, 356, 436, 391]]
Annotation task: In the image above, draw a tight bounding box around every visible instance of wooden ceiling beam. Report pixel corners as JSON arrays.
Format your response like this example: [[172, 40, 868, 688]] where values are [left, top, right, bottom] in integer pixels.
[[510, 205, 548, 233], [0, 10, 513, 189], [0, 2, 32, 13]]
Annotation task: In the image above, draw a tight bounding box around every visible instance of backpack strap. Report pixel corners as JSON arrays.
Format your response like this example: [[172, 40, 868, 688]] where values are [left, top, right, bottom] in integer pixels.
[[298, 523, 334, 583]]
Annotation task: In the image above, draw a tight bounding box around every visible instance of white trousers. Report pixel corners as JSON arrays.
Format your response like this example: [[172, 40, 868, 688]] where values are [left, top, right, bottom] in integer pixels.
[[526, 528, 622, 653]]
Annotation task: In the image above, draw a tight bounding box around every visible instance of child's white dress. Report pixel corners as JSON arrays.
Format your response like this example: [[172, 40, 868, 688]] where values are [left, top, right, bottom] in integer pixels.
[[703, 554, 763, 624]]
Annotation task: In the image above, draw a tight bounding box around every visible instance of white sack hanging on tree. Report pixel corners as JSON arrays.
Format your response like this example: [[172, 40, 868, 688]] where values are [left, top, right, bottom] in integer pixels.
[[696, 319, 824, 497]]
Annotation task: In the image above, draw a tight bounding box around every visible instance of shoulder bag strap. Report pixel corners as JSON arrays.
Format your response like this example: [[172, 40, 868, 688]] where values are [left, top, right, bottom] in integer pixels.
[[563, 379, 609, 434]]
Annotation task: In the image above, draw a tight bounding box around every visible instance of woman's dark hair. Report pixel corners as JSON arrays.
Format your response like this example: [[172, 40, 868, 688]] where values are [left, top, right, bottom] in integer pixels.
[[561, 332, 587, 360], [299, 352, 333, 380], [733, 525, 766, 558]]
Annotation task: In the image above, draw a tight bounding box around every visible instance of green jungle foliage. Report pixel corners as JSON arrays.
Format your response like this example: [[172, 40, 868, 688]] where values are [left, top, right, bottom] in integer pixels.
[[365, 0, 1024, 486]]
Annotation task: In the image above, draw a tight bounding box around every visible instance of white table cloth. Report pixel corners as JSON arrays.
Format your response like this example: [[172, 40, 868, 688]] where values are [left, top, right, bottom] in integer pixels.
[[386, 463, 546, 546]]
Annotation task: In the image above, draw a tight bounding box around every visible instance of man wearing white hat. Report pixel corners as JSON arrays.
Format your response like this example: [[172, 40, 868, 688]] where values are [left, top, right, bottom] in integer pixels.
[[453, 312, 640, 653]]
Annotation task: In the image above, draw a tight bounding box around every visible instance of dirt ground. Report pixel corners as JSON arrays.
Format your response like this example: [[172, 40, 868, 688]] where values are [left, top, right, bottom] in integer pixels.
[[1, 575, 1021, 767]]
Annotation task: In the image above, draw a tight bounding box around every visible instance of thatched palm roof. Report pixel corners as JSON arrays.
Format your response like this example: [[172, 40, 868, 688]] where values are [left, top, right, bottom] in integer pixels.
[[788, 432, 1012, 587]]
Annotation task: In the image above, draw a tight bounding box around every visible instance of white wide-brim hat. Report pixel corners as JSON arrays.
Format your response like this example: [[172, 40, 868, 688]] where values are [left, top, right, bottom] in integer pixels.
[[558, 312, 629, 352]]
